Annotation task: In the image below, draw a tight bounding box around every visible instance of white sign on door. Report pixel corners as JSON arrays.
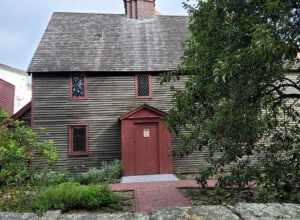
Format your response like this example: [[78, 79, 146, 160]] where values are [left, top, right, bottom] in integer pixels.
[[143, 128, 150, 137]]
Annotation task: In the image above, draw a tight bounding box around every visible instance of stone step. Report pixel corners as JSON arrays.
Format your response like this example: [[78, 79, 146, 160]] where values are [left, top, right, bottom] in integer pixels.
[[121, 174, 178, 183]]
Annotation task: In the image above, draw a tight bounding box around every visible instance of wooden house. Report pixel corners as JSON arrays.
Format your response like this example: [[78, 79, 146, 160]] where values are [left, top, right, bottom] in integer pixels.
[[15, 0, 209, 175]]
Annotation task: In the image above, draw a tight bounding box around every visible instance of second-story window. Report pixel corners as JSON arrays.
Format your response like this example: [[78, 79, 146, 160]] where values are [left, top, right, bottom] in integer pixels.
[[136, 74, 151, 97], [72, 74, 85, 98]]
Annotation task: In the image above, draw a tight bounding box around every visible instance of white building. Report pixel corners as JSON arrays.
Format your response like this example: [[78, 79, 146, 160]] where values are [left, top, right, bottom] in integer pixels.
[[0, 63, 31, 113]]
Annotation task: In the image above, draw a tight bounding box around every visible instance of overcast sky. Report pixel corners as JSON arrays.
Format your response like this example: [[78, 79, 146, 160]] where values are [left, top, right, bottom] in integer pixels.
[[0, 0, 192, 71]]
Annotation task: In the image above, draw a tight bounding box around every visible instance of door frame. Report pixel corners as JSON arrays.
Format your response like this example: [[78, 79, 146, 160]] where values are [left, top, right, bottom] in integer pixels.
[[120, 104, 173, 176]]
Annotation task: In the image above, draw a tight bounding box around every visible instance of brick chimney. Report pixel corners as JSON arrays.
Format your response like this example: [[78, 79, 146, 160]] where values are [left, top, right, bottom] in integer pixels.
[[124, 0, 156, 19]]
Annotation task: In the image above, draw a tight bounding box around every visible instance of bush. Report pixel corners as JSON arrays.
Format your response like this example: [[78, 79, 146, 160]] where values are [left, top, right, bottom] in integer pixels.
[[166, 0, 300, 204], [76, 160, 121, 185], [0, 186, 38, 212], [0, 110, 57, 186], [31, 170, 72, 187], [32, 182, 122, 214]]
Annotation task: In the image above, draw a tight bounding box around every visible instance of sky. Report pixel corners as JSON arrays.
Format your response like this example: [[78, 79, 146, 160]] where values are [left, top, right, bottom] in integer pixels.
[[0, 0, 193, 71]]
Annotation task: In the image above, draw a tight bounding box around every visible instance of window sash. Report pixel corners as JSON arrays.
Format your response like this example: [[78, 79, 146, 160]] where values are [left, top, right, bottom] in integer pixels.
[[71, 74, 86, 98], [136, 74, 151, 97], [69, 125, 88, 155]]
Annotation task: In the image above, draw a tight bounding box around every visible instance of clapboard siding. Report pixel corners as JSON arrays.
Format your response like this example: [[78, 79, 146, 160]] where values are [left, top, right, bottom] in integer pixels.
[[0, 79, 15, 115], [32, 73, 206, 174], [19, 109, 31, 127], [32, 71, 300, 174]]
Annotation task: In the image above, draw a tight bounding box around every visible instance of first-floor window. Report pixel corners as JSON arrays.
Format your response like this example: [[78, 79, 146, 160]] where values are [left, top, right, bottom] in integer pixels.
[[69, 124, 88, 155]]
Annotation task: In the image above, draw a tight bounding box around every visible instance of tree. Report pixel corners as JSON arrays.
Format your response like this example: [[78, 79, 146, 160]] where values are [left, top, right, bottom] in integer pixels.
[[0, 110, 57, 186], [167, 0, 300, 202]]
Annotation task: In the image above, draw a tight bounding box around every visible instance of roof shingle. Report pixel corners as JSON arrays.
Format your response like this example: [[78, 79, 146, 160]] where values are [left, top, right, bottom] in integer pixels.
[[28, 12, 189, 73]]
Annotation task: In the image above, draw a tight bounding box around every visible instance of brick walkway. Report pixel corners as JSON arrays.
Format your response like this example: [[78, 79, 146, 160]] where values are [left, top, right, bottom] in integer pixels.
[[111, 180, 217, 213]]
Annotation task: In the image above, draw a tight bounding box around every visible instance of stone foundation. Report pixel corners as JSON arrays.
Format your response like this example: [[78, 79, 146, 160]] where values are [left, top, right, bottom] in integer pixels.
[[1, 203, 300, 220]]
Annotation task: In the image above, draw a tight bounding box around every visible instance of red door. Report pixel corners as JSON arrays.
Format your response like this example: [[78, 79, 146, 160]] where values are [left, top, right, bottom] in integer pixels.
[[135, 123, 159, 175]]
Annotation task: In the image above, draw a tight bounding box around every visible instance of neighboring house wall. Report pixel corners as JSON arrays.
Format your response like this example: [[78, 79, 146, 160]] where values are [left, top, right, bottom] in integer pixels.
[[0, 64, 32, 113], [32, 73, 205, 174], [0, 79, 15, 115]]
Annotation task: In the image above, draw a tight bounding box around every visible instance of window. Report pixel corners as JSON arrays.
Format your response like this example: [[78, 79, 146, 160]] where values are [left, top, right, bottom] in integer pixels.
[[136, 74, 151, 97], [71, 74, 86, 99], [68, 125, 88, 155]]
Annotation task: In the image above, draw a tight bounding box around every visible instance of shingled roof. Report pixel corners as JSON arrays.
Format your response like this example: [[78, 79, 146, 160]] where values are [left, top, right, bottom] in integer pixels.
[[28, 12, 189, 73]]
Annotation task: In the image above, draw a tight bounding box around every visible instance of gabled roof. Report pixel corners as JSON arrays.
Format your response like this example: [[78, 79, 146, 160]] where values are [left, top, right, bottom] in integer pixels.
[[120, 104, 167, 120], [0, 78, 15, 89], [12, 101, 31, 120], [28, 12, 189, 73]]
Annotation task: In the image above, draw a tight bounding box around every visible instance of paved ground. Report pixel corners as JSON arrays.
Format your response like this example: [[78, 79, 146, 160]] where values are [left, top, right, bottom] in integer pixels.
[[111, 180, 217, 213]]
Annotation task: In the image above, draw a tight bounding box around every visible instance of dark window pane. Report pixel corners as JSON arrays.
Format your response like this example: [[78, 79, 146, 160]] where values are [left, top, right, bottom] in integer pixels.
[[72, 74, 85, 97], [137, 74, 150, 96], [72, 127, 86, 152]]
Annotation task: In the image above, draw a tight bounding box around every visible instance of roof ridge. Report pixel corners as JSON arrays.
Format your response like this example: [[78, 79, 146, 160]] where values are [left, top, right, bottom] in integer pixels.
[[53, 12, 125, 16], [52, 12, 188, 18]]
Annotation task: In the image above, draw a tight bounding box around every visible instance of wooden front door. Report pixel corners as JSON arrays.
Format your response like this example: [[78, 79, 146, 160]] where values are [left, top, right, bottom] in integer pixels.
[[135, 122, 159, 175]]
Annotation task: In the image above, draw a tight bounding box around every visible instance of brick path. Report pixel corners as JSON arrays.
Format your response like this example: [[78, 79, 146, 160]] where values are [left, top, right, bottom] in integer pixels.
[[111, 180, 217, 213]]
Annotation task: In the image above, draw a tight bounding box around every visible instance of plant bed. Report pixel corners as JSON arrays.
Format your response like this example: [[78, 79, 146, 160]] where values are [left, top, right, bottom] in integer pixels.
[[0, 183, 134, 215], [74, 160, 122, 185], [66, 191, 135, 214], [32, 183, 127, 215], [181, 187, 256, 206]]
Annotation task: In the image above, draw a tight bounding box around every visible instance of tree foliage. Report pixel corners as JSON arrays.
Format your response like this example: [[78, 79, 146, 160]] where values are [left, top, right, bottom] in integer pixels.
[[168, 0, 300, 202], [0, 110, 57, 186]]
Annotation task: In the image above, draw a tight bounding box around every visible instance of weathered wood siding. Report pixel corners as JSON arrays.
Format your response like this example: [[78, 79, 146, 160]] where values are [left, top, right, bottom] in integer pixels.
[[32, 73, 207, 174], [19, 109, 31, 127]]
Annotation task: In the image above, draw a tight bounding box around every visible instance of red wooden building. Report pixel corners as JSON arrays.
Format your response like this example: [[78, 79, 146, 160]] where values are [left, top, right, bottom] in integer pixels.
[[0, 79, 15, 116]]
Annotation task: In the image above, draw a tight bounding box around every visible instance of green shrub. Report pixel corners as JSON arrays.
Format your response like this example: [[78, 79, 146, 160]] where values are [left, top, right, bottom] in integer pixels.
[[0, 110, 57, 186], [0, 186, 38, 212], [32, 182, 122, 214], [31, 170, 72, 187], [76, 160, 121, 185]]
